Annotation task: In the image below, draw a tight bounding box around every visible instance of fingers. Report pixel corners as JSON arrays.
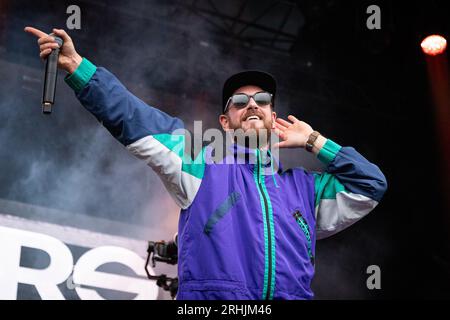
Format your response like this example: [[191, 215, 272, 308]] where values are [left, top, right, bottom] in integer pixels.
[[287, 115, 299, 123], [40, 48, 52, 59], [38, 35, 57, 45], [276, 118, 291, 128], [40, 41, 60, 52], [25, 26, 70, 61], [39, 41, 60, 60], [25, 26, 70, 45], [24, 26, 48, 38]]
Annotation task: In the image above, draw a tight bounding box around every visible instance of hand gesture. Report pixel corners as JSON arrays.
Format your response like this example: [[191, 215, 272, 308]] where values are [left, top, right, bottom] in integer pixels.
[[24, 27, 82, 73], [273, 115, 314, 149]]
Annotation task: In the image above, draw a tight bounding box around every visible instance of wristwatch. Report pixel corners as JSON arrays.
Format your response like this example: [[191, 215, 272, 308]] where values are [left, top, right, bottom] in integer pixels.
[[305, 131, 321, 152]]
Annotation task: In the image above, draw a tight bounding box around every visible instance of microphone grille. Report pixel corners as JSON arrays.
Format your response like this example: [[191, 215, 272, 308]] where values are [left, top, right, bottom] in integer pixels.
[[49, 33, 64, 47]]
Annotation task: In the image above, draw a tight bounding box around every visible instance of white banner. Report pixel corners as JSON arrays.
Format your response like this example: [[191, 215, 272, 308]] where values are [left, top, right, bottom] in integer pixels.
[[0, 214, 159, 300]]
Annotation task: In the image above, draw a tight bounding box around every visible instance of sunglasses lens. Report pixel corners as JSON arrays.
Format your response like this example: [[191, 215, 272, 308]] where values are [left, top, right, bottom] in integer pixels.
[[254, 92, 271, 106], [232, 94, 249, 107]]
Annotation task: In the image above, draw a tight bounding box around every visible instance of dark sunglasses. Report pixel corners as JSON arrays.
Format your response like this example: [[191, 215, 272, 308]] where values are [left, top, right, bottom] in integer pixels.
[[225, 91, 273, 112]]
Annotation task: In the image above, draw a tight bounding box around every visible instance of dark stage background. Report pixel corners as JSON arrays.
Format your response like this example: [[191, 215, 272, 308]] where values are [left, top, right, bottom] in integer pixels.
[[0, 0, 449, 299]]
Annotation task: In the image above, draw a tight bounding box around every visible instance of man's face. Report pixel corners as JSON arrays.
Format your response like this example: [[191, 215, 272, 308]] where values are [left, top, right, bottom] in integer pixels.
[[219, 85, 277, 136]]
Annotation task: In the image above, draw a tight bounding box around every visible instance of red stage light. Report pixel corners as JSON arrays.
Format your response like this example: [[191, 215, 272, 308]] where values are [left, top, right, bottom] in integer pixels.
[[421, 35, 447, 56]]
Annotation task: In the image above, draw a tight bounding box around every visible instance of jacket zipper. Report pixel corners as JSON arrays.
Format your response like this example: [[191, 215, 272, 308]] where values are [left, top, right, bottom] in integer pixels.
[[255, 149, 274, 300], [293, 210, 315, 265]]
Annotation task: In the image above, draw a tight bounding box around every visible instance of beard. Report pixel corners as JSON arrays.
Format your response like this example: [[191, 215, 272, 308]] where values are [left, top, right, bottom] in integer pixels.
[[228, 109, 273, 132], [227, 109, 273, 148]]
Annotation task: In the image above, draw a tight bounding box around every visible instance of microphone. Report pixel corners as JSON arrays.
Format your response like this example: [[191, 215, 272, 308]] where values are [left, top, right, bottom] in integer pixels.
[[42, 35, 63, 114]]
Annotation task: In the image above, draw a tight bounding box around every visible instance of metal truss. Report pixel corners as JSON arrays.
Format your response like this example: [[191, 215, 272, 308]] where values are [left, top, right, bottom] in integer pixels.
[[183, 0, 303, 53]]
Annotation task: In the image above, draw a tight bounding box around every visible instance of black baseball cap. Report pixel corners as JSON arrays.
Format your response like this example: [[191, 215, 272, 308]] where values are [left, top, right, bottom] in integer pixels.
[[222, 70, 277, 114]]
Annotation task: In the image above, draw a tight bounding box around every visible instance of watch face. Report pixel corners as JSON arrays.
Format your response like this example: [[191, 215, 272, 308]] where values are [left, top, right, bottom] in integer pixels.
[[306, 131, 320, 152]]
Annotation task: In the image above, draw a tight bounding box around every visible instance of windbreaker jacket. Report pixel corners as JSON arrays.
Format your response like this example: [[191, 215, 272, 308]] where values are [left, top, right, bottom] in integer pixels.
[[65, 58, 387, 300]]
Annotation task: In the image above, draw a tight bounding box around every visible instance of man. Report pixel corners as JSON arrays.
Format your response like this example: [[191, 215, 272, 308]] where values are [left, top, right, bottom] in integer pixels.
[[25, 27, 387, 300]]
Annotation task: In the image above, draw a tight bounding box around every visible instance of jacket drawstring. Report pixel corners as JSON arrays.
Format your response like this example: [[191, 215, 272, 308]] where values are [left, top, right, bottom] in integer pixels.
[[268, 150, 279, 188]]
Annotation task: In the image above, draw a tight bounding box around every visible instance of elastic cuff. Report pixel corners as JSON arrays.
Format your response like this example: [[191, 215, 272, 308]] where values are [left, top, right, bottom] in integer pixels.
[[317, 139, 342, 165], [64, 58, 97, 93]]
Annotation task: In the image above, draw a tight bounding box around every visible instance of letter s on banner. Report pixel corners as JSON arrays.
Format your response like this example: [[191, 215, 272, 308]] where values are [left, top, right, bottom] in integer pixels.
[[73, 246, 158, 300]]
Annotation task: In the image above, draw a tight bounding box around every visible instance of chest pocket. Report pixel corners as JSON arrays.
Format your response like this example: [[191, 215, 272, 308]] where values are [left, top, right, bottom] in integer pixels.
[[204, 191, 241, 235], [293, 209, 315, 266]]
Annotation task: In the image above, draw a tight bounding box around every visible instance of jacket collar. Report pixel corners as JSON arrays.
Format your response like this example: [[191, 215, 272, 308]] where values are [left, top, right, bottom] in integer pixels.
[[219, 143, 282, 175]]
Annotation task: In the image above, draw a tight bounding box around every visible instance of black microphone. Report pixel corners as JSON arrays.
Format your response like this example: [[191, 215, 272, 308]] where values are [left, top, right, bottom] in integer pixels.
[[42, 35, 63, 114]]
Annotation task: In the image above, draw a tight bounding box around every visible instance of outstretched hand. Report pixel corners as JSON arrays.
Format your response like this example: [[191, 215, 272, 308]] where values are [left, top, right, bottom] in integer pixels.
[[273, 115, 314, 149], [24, 26, 82, 74]]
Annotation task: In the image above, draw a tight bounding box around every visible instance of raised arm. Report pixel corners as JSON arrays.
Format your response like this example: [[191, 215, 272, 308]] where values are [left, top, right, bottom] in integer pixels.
[[25, 27, 205, 209]]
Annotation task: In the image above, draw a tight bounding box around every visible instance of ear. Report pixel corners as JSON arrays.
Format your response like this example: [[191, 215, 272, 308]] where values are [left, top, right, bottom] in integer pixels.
[[219, 114, 230, 130], [271, 111, 277, 129]]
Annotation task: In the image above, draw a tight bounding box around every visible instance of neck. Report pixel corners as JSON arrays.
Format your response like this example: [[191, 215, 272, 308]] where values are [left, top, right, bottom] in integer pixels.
[[231, 132, 270, 150]]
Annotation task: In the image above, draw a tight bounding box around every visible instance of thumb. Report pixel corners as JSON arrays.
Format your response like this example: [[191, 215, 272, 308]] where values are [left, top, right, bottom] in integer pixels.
[[273, 128, 286, 140], [52, 28, 71, 43], [273, 141, 288, 149]]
